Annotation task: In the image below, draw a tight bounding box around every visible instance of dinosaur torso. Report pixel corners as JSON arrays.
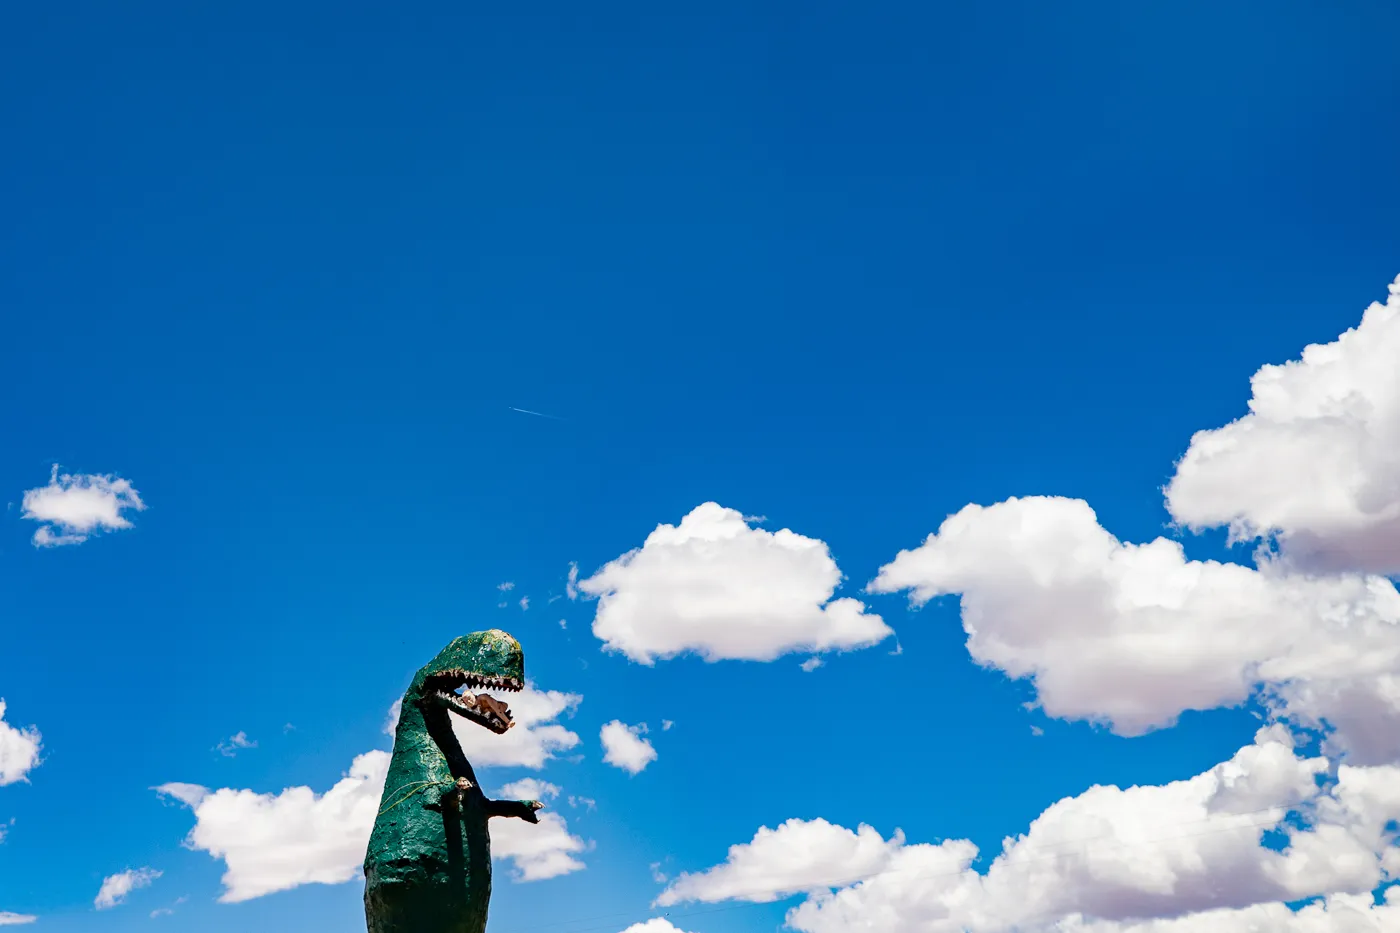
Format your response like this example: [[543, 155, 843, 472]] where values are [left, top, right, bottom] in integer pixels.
[[364, 693, 494, 933]]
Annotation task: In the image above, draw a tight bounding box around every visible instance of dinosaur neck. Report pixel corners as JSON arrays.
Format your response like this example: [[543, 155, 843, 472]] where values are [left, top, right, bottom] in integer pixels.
[[392, 685, 482, 788], [423, 705, 480, 785]]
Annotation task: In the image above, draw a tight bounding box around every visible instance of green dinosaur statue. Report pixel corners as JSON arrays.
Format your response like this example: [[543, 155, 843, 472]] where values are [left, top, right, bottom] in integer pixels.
[[365, 630, 545, 933]]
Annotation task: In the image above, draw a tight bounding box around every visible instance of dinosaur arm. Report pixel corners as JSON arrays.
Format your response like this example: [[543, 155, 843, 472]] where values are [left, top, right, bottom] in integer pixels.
[[485, 798, 544, 823]]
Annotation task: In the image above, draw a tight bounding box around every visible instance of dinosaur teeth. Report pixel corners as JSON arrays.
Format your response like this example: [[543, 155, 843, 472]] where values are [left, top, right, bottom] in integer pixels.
[[456, 674, 522, 693]]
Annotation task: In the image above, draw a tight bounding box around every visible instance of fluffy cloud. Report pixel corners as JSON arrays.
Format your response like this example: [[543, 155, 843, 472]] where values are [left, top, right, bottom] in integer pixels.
[[663, 729, 1400, 932], [657, 817, 906, 906], [618, 921, 696, 933], [156, 751, 390, 902], [0, 914, 36, 926], [578, 503, 892, 663], [20, 465, 146, 547], [867, 495, 1400, 761], [94, 868, 161, 909], [600, 721, 657, 775], [1055, 891, 1400, 931], [0, 702, 41, 786], [491, 779, 587, 881], [1165, 274, 1400, 575]]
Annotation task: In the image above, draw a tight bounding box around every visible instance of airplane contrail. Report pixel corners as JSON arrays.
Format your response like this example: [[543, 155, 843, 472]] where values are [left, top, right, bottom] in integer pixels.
[[508, 407, 564, 421]]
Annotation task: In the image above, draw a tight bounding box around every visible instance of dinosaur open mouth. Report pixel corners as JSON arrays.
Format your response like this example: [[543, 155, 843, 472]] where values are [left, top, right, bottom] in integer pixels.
[[428, 671, 522, 734]]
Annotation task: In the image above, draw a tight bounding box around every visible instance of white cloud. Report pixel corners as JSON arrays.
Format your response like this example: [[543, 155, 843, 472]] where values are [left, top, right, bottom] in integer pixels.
[[801, 657, 823, 672], [155, 782, 209, 808], [499, 778, 559, 801], [1166, 275, 1400, 575], [600, 721, 657, 775], [0, 702, 41, 786], [499, 582, 516, 591], [619, 921, 696, 933], [579, 502, 893, 664], [1056, 891, 1400, 931], [216, 731, 256, 757], [0, 913, 36, 926], [94, 867, 161, 909], [566, 562, 579, 600], [451, 685, 582, 769], [867, 495, 1400, 761], [657, 817, 906, 906], [661, 720, 674, 731], [21, 465, 145, 547], [155, 751, 390, 903], [520, 596, 530, 611], [492, 779, 587, 881], [665, 729, 1400, 932]]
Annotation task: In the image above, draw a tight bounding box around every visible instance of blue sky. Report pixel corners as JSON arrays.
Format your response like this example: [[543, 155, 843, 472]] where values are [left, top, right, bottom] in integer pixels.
[[3, 2, 1400, 931]]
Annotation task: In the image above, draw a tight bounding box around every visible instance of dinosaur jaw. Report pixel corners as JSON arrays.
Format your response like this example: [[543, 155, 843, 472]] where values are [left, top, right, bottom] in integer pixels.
[[427, 671, 522, 735]]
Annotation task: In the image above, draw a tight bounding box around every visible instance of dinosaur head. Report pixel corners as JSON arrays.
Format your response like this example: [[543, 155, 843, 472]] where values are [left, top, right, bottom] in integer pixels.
[[417, 629, 524, 735]]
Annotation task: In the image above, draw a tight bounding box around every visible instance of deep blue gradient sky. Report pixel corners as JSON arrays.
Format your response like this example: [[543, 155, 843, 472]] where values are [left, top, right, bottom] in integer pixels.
[[2, 2, 1399, 931]]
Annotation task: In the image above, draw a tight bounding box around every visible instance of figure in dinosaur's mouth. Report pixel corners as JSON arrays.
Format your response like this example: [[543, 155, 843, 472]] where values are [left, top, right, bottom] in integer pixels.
[[424, 669, 521, 735], [364, 629, 543, 933]]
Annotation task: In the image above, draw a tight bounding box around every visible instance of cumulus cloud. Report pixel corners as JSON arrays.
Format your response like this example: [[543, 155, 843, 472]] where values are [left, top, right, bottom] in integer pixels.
[[21, 465, 145, 547], [1056, 891, 1400, 931], [0, 913, 36, 926], [491, 779, 587, 881], [498, 778, 558, 801], [657, 817, 906, 906], [600, 721, 658, 774], [664, 729, 1400, 932], [1166, 274, 1400, 575], [867, 495, 1400, 761], [95, 868, 161, 909], [618, 921, 696, 933], [0, 702, 41, 786], [155, 751, 390, 902], [578, 502, 892, 663]]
